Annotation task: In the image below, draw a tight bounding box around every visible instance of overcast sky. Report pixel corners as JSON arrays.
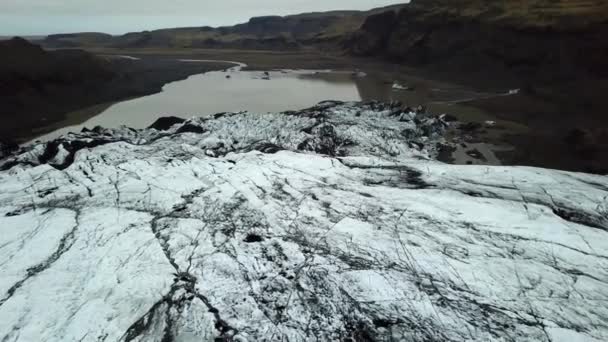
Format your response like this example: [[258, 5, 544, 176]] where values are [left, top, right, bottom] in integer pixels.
[[0, 0, 404, 36]]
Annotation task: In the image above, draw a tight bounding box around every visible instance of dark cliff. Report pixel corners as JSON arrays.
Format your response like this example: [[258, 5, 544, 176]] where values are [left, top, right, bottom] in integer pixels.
[[0, 38, 117, 141], [347, 0, 608, 84]]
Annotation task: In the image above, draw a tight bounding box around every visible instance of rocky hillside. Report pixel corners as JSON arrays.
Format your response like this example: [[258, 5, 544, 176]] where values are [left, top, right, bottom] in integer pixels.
[[0, 38, 116, 140], [0, 102, 607, 341], [347, 0, 608, 83]]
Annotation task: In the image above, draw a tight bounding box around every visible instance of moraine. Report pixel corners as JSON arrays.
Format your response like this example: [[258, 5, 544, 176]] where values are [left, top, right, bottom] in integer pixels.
[[0, 101, 607, 342]]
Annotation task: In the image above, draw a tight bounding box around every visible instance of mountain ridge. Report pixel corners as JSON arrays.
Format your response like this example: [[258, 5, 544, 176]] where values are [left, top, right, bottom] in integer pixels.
[[41, 4, 407, 49], [347, 0, 608, 83]]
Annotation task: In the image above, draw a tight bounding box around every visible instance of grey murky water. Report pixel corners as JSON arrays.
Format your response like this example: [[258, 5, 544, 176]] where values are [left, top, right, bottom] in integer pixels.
[[34, 65, 356, 141], [33, 60, 489, 142]]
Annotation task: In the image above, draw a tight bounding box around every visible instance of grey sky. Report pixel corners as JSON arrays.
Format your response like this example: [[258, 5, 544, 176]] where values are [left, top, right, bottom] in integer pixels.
[[0, 0, 405, 36]]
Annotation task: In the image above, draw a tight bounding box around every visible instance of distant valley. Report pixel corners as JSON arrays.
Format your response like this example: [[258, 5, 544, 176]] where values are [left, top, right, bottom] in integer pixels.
[[39, 0, 608, 87]]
